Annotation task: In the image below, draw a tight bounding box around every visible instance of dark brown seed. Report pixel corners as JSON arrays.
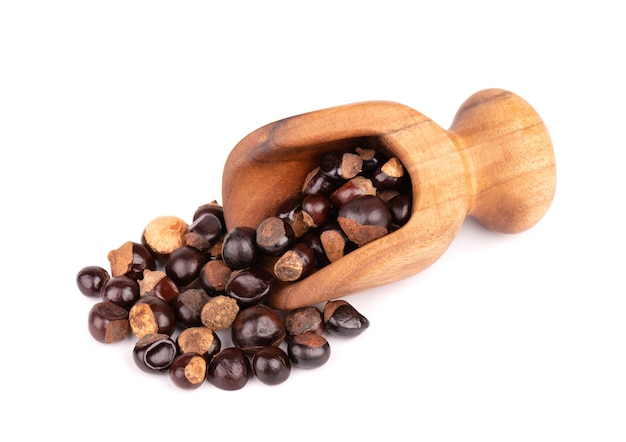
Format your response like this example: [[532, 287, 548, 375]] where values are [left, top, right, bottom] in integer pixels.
[[185, 213, 223, 250], [132, 333, 177, 373], [192, 201, 225, 227], [273, 242, 316, 282], [231, 305, 286, 356], [199, 259, 232, 295], [221, 226, 260, 270], [138, 269, 167, 297], [285, 305, 324, 336], [206, 347, 251, 391], [165, 246, 207, 288], [371, 157, 405, 189], [302, 167, 341, 196], [255, 216, 295, 256], [388, 193, 412, 226], [337, 195, 392, 246], [76, 266, 110, 297], [169, 353, 207, 389], [329, 176, 376, 209], [129, 295, 176, 339], [174, 288, 210, 327], [88, 301, 130, 344], [301, 194, 332, 228], [150, 274, 180, 303], [275, 195, 310, 237], [107, 241, 156, 281], [252, 346, 291, 386], [319, 151, 363, 181], [299, 229, 330, 268], [176, 327, 221, 361], [356, 147, 384, 175], [101, 275, 140, 310], [287, 332, 331, 369], [324, 300, 370, 337], [225, 267, 273, 307]]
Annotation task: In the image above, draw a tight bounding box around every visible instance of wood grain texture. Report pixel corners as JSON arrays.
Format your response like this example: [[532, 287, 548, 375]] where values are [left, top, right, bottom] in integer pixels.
[[222, 89, 556, 310]]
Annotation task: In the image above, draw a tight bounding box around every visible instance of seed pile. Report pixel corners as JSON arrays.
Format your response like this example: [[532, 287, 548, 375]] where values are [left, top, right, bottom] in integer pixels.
[[77, 146, 411, 390]]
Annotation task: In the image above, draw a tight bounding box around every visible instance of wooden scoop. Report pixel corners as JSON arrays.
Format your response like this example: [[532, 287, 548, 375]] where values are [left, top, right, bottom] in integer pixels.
[[222, 89, 556, 310]]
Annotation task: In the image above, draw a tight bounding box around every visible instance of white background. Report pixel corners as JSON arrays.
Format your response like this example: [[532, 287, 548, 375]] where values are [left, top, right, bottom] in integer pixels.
[[1, 1, 624, 441]]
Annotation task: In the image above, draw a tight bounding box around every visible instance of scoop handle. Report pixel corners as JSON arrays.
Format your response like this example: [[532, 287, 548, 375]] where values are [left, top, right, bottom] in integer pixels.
[[449, 89, 556, 233]]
